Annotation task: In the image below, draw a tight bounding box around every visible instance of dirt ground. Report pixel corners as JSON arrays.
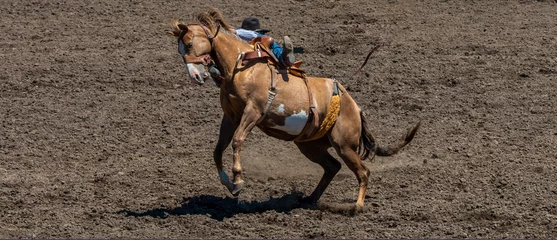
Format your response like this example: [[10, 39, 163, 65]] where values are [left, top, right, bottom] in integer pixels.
[[1, 0, 557, 238]]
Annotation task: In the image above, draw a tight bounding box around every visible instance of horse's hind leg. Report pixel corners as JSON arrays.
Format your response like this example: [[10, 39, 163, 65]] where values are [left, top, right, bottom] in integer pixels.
[[295, 139, 341, 204], [330, 111, 371, 208], [333, 142, 370, 208]]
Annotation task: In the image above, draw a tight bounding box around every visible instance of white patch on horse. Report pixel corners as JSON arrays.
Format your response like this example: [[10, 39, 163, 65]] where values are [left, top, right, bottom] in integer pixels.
[[273, 110, 308, 135], [277, 104, 285, 114], [178, 39, 201, 82]]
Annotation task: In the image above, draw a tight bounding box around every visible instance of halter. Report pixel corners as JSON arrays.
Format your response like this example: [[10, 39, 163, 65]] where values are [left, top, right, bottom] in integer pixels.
[[202, 24, 220, 42]]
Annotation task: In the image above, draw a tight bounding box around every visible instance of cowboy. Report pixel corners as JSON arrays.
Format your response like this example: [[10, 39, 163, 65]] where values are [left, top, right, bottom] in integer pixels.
[[236, 17, 295, 67]]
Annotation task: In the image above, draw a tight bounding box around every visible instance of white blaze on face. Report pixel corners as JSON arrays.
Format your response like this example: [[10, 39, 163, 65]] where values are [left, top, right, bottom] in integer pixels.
[[272, 109, 308, 135], [179, 39, 203, 83], [185, 63, 201, 79]]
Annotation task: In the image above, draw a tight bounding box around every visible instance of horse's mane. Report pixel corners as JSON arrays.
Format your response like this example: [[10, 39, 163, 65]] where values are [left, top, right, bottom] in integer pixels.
[[169, 9, 241, 41], [196, 9, 236, 33]]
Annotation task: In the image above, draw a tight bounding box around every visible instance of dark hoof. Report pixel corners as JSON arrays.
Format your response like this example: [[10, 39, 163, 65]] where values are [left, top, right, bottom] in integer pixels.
[[231, 181, 244, 196]]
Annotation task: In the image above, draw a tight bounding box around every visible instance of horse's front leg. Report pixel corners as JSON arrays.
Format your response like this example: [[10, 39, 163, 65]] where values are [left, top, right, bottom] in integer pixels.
[[229, 104, 261, 196], [214, 116, 236, 193]]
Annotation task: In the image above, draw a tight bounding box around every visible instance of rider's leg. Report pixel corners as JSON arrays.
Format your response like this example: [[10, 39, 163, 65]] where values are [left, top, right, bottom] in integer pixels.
[[281, 36, 295, 65], [270, 36, 295, 67]]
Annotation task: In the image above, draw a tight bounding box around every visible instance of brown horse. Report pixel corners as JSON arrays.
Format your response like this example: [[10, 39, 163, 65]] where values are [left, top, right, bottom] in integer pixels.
[[167, 9, 420, 209]]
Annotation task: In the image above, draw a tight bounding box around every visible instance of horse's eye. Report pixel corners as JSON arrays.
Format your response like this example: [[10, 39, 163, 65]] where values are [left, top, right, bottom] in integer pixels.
[[178, 41, 193, 56]]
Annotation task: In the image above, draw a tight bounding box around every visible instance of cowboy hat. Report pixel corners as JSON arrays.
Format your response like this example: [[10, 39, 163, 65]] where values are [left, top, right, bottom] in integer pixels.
[[240, 17, 271, 34]]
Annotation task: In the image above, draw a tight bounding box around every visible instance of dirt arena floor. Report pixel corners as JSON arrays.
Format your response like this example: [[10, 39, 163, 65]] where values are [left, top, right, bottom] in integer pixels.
[[2, 0, 557, 238]]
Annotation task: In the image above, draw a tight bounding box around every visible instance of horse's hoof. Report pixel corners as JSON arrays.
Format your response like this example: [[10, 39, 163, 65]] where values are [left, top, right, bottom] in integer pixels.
[[355, 204, 364, 213], [231, 181, 244, 196]]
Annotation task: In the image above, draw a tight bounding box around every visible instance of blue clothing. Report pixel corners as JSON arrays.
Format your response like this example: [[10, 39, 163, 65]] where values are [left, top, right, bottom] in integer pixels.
[[236, 28, 285, 65]]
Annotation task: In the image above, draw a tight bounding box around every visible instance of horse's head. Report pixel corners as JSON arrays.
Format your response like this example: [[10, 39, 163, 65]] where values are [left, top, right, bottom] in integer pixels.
[[168, 10, 236, 85], [168, 22, 216, 85]]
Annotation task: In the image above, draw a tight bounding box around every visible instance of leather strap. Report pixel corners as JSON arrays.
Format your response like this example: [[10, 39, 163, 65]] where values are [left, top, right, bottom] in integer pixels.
[[258, 62, 278, 124], [243, 50, 271, 61], [304, 74, 320, 138], [242, 42, 279, 66], [293, 74, 320, 141], [184, 54, 212, 65]]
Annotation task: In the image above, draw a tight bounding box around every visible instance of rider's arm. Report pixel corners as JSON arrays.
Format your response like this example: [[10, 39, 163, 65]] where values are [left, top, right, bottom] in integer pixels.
[[236, 28, 262, 41]]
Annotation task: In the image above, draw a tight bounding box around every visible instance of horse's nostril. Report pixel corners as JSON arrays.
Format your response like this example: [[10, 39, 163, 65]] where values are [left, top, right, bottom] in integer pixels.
[[196, 74, 204, 83]]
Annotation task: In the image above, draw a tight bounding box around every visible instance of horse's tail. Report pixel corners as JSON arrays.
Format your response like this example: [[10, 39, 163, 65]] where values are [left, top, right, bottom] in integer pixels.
[[359, 111, 421, 160], [375, 121, 420, 156], [358, 111, 376, 160]]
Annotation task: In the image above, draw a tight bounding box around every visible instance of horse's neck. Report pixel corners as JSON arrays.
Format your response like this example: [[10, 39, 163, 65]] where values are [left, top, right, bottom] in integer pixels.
[[212, 33, 253, 80]]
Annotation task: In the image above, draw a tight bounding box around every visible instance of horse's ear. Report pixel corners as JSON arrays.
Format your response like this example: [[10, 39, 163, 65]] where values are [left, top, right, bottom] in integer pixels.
[[168, 18, 187, 37], [177, 23, 188, 31], [167, 30, 178, 37]]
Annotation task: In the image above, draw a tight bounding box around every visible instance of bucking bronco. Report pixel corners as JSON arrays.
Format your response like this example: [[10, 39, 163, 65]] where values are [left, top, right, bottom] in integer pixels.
[[167, 9, 420, 209]]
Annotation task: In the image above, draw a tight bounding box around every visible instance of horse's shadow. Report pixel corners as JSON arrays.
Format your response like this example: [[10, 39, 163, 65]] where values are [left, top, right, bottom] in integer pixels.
[[117, 191, 314, 221]]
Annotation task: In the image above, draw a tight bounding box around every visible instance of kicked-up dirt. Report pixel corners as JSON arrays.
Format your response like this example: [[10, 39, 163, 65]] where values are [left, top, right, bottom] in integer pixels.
[[1, 0, 557, 238]]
